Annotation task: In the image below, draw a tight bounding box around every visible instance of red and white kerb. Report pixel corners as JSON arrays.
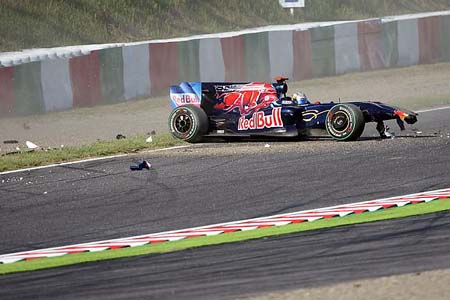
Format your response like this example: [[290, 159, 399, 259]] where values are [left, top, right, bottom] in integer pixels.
[[0, 188, 449, 264]]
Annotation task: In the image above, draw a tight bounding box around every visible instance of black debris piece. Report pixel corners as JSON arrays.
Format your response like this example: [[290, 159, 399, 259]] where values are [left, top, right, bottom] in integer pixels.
[[3, 140, 19, 144], [130, 160, 152, 171]]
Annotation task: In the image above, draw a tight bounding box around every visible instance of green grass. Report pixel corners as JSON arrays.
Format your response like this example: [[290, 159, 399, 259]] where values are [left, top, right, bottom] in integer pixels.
[[1, 0, 450, 51], [1, 198, 449, 275], [0, 134, 185, 172]]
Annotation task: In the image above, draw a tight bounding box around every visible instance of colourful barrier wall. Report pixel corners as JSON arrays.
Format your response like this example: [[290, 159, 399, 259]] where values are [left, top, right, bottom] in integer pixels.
[[381, 20, 399, 68], [41, 58, 73, 111], [441, 15, 450, 62], [358, 20, 385, 71], [13, 62, 44, 115], [69, 51, 101, 108], [149, 42, 179, 95], [418, 16, 442, 64], [397, 18, 420, 67], [199, 38, 225, 82], [292, 30, 313, 81], [0, 67, 14, 114], [99, 47, 125, 104], [334, 22, 360, 75], [178, 39, 200, 82], [311, 25, 336, 77], [244, 32, 271, 82], [122, 44, 151, 100], [221, 36, 245, 82], [269, 30, 294, 80], [1, 13, 450, 117]]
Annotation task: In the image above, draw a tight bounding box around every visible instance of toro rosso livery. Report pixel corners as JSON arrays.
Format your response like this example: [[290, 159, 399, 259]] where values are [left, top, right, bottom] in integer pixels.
[[168, 77, 418, 142]]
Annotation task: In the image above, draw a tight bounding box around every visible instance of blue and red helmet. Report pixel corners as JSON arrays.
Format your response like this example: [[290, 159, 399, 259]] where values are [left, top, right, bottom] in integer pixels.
[[293, 92, 309, 105]]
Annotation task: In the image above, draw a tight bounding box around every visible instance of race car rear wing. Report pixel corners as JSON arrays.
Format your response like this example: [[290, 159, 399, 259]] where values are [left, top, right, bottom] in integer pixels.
[[169, 81, 286, 109], [169, 82, 202, 108]]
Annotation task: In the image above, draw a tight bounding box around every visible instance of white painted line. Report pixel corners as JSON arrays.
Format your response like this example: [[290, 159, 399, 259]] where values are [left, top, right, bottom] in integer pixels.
[[416, 106, 450, 113], [0, 145, 190, 176], [140, 145, 190, 154], [0, 153, 126, 176]]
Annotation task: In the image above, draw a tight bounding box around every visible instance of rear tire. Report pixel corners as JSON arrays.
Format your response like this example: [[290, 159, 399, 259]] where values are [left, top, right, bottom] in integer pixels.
[[325, 104, 365, 141], [168, 105, 208, 143]]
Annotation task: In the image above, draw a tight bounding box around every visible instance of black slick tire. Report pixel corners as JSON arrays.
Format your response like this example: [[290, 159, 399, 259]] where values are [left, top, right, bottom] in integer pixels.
[[168, 105, 208, 143], [325, 104, 365, 141]]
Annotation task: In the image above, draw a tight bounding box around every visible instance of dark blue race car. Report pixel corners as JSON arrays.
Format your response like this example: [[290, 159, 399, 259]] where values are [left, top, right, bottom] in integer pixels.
[[168, 77, 418, 142]]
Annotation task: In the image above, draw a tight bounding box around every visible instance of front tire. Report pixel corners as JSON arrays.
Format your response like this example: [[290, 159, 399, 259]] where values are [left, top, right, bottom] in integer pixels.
[[168, 105, 208, 142], [325, 104, 365, 141]]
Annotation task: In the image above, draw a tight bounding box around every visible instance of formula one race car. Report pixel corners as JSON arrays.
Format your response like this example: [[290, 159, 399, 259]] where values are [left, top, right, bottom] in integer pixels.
[[168, 77, 418, 142]]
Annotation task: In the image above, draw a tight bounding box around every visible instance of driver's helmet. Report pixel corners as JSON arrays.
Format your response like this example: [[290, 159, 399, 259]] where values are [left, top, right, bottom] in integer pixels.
[[293, 92, 309, 105]]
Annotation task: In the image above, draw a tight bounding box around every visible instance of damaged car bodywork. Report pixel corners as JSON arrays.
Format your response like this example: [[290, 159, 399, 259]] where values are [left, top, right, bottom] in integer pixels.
[[168, 77, 418, 142]]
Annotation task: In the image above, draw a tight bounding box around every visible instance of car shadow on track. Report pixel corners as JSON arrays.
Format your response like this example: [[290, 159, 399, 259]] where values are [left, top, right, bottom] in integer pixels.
[[203, 134, 438, 144]]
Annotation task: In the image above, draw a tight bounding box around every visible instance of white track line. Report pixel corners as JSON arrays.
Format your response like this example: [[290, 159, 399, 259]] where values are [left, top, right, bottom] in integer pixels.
[[416, 106, 450, 113], [0, 145, 190, 176]]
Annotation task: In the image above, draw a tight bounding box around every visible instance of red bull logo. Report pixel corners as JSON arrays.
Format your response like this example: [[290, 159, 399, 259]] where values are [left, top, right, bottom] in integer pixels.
[[215, 82, 278, 116], [171, 93, 200, 106], [238, 107, 283, 131]]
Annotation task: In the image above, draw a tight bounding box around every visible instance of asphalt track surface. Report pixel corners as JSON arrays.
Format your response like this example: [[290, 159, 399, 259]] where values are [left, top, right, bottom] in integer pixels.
[[1, 107, 450, 299]]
